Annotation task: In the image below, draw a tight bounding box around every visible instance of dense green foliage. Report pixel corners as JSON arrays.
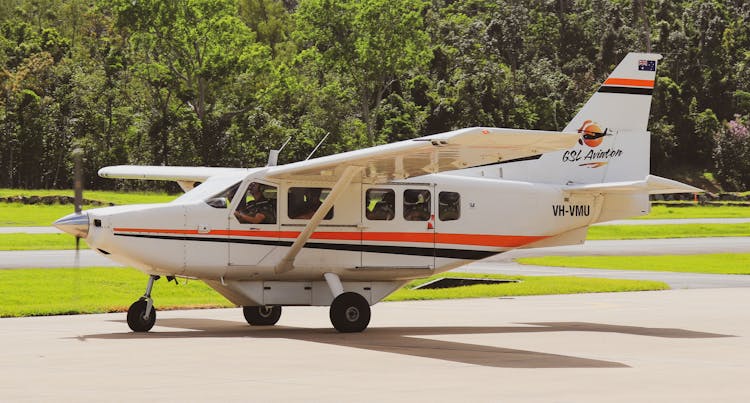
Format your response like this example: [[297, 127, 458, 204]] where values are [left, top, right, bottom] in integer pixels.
[[0, 0, 748, 190]]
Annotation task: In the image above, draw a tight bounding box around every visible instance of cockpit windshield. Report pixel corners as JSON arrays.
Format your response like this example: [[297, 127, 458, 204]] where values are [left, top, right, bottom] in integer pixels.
[[172, 175, 243, 204]]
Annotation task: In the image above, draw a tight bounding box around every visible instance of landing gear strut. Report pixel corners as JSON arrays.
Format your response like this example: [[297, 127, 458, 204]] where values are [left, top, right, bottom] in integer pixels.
[[127, 275, 158, 332], [243, 305, 282, 326], [324, 272, 371, 333]]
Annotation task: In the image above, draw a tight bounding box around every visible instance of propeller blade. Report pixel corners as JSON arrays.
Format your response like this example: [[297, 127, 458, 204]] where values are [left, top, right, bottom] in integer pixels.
[[73, 148, 83, 214]]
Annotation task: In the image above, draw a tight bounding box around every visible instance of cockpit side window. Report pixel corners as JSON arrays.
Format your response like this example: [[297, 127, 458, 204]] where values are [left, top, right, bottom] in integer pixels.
[[233, 182, 277, 224], [205, 182, 240, 209]]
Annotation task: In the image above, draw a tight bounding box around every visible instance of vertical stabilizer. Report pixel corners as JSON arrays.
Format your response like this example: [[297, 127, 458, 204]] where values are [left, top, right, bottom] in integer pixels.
[[500, 53, 662, 185]]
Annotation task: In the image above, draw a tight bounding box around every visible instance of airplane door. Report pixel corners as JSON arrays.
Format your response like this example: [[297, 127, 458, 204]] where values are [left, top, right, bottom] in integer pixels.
[[228, 181, 280, 268], [361, 185, 435, 269], [184, 201, 230, 275]]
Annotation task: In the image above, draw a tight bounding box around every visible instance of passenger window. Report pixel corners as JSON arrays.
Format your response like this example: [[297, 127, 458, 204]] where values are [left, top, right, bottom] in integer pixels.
[[438, 191, 460, 221], [365, 189, 395, 220], [233, 182, 277, 224], [205, 182, 240, 209], [288, 187, 333, 219], [403, 189, 431, 221]]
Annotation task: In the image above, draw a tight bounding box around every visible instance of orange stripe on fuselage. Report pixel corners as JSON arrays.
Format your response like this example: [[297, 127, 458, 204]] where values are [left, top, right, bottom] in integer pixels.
[[113, 228, 548, 248], [603, 78, 654, 88]]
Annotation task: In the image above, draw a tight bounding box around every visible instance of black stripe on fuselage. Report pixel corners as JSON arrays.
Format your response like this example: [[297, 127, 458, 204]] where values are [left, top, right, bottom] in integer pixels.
[[597, 86, 653, 95], [114, 232, 497, 260]]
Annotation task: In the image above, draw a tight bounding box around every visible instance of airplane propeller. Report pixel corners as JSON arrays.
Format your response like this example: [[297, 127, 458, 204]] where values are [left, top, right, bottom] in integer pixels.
[[53, 147, 89, 265], [73, 147, 83, 254]]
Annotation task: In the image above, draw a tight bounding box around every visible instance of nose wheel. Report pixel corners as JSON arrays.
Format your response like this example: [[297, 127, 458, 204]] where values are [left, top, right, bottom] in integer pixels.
[[127, 275, 158, 332], [243, 305, 282, 326]]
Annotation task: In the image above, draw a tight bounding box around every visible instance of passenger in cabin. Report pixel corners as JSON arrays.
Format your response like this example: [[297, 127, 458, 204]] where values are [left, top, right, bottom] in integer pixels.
[[234, 182, 277, 224], [367, 190, 395, 220], [403, 189, 431, 221], [438, 191, 460, 221], [292, 188, 323, 219]]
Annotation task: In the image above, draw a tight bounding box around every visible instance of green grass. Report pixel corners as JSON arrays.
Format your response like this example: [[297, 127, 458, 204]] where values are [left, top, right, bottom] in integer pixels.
[[517, 253, 750, 275], [0, 233, 89, 250], [0, 188, 177, 205], [0, 191, 176, 226], [639, 204, 750, 219], [384, 272, 667, 301], [588, 223, 750, 240], [0, 203, 87, 226], [0, 188, 177, 226], [0, 267, 233, 317], [0, 268, 668, 317]]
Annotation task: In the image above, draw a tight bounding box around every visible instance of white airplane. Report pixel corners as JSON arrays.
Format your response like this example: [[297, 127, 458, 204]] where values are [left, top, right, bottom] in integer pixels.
[[54, 53, 700, 333]]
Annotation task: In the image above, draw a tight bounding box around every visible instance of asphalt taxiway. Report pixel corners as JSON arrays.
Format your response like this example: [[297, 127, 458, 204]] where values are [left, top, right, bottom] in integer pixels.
[[1, 288, 748, 401]]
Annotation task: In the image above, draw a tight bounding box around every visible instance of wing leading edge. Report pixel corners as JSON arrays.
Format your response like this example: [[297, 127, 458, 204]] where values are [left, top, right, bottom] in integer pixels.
[[98, 166, 254, 182]]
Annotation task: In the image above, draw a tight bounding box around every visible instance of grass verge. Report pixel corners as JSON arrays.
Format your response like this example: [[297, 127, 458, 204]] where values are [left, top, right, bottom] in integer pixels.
[[385, 272, 667, 301], [517, 253, 750, 275], [0, 233, 89, 250], [0, 267, 233, 317], [0, 203, 83, 226], [588, 223, 750, 240], [0, 268, 668, 317], [0, 189, 176, 226], [0, 188, 177, 205], [639, 205, 750, 219]]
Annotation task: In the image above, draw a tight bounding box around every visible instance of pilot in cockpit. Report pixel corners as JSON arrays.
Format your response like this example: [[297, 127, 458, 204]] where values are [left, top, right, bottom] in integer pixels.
[[234, 182, 277, 224]]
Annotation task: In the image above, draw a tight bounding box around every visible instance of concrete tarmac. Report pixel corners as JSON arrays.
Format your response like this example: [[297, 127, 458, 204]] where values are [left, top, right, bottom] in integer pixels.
[[1, 288, 748, 402]]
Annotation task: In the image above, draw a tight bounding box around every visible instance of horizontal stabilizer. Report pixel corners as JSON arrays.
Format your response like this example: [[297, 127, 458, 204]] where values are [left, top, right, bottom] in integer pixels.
[[565, 175, 703, 195]]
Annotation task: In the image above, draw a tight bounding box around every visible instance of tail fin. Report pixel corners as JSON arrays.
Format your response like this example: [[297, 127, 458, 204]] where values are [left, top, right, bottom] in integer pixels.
[[502, 53, 662, 185]]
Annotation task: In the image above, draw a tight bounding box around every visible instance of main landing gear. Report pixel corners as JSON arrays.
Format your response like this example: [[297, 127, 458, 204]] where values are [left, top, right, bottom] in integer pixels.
[[325, 272, 371, 333], [127, 275, 158, 332], [330, 292, 370, 333]]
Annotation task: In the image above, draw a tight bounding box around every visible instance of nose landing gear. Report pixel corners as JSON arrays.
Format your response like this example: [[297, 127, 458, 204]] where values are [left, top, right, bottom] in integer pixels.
[[127, 275, 158, 332], [242, 305, 282, 326]]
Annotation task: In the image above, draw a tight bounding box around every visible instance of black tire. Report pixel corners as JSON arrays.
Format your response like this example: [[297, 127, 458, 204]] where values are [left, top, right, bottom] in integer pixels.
[[243, 305, 282, 326], [127, 299, 156, 332], [329, 292, 371, 333]]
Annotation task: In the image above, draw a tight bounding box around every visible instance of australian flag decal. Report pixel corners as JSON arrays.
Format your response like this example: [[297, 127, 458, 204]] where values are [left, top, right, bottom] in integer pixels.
[[638, 59, 656, 71]]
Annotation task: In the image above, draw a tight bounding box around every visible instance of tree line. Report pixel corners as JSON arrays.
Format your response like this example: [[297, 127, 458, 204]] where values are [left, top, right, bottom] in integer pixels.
[[0, 0, 748, 190]]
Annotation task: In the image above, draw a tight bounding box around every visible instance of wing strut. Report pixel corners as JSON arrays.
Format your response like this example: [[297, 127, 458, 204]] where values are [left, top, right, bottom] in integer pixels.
[[275, 165, 362, 274]]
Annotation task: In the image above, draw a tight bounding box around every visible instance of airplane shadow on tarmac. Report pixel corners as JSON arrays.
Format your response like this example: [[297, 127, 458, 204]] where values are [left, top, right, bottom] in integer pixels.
[[77, 319, 733, 369]]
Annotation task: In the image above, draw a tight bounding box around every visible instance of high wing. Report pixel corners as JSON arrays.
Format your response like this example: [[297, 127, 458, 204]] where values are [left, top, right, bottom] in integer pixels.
[[98, 165, 254, 182], [266, 127, 579, 183], [97, 166, 258, 191], [97, 127, 579, 186]]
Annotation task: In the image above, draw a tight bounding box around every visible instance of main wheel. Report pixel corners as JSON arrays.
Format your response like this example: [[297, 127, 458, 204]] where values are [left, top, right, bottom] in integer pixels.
[[330, 292, 371, 333], [127, 299, 156, 332], [243, 305, 282, 326]]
